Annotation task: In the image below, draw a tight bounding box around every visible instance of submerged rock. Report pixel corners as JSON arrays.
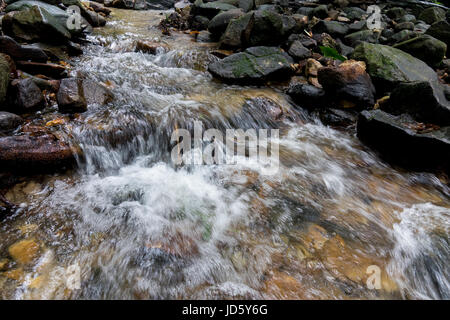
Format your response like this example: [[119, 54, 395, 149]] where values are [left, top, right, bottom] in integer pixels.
[[208, 46, 293, 83], [357, 110, 450, 172]]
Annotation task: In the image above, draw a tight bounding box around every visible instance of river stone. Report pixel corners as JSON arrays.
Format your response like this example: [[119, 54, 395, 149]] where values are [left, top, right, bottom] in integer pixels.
[[287, 82, 326, 109], [398, 14, 416, 23], [343, 6, 366, 20], [238, 0, 252, 12], [57, 78, 87, 113], [395, 22, 414, 31], [344, 30, 380, 47], [208, 46, 294, 83], [357, 109, 450, 172], [389, 30, 417, 44], [208, 9, 244, 36], [393, 35, 447, 67], [386, 7, 406, 20], [0, 133, 77, 170], [245, 9, 296, 47], [288, 40, 311, 60], [13, 78, 45, 111], [312, 20, 349, 38], [426, 21, 450, 55], [0, 112, 23, 132], [386, 81, 450, 126], [220, 11, 253, 48], [196, 1, 237, 19], [0, 55, 11, 106], [2, 5, 71, 43], [0, 36, 48, 63], [351, 42, 439, 92], [312, 4, 328, 19], [318, 60, 375, 108], [418, 7, 446, 25], [15, 61, 67, 79]]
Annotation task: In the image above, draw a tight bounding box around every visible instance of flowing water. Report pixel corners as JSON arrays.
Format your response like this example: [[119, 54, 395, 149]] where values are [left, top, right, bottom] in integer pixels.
[[1, 9, 449, 300]]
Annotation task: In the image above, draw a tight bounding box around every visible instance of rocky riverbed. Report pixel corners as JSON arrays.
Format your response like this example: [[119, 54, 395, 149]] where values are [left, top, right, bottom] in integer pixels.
[[0, 0, 449, 299]]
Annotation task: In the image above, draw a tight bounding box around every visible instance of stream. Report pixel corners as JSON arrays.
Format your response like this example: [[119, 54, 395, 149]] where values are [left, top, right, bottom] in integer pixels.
[[0, 9, 449, 300]]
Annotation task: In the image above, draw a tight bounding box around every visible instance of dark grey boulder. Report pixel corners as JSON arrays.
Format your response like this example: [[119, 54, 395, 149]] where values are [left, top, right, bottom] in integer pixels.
[[357, 109, 450, 172], [312, 20, 349, 38], [418, 7, 446, 25], [393, 34, 447, 67], [208, 9, 244, 36], [13, 78, 45, 112], [288, 41, 311, 60], [0, 36, 48, 63], [426, 20, 450, 55], [208, 46, 294, 83], [287, 82, 326, 109]]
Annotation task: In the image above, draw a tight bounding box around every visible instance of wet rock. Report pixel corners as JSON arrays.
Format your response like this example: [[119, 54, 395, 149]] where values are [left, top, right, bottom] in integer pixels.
[[238, 0, 253, 12], [386, 81, 450, 126], [83, 80, 114, 106], [398, 14, 416, 23], [386, 7, 406, 21], [220, 11, 253, 48], [193, 15, 210, 31], [208, 8, 244, 36], [15, 61, 67, 79], [426, 21, 450, 55], [389, 29, 417, 44], [245, 9, 296, 47], [318, 59, 375, 108], [195, 1, 237, 19], [196, 30, 213, 42], [8, 239, 40, 265], [0, 133, 78, 170], [208, 46, 293, 84], [393, 35, 447, 67], [288, 40, 311, 60], [85, 1, 112, 15], [344, 30, 380, 47], [135, 40, 169, 54], [0, 36, 48, 63], [395, 21, 414, 31], [0, 112, 23, 132], [287, 34, 317, 49], [83, 8, 107, 27], [418, 7, 446, 25], [0, 55, 11, 105], [343, 7, 366, 21], [2, 5, 71, 43], [12, 78, 45, 112], [312, 20, 349, 38], [57, 78, 87, 113], [312, 4, 328, 19], [357, 110, 450, 172], [319, 108, 358, 128], [348, 20, 367, 33], [287, 82, 326, 109], [414, 22, 430, 34], [351, 42, 439, 93]]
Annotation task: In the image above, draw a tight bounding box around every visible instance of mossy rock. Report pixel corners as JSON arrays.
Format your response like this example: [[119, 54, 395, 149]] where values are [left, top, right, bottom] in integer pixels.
[[393, 35, 447, 67]]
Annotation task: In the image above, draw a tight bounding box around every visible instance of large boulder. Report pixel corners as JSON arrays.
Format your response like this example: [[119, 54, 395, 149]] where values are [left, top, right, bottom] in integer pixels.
[[357, 110, 450, 172], [351, 42, 439, 93], [386, 81, 450, 126], [317, 60, 375, 109], [426, 21, 450, 55], [0, 36, 48, 63], [57, 78, 87, 113], [208, 46, 294, 83], [2, 5, 72, 43], [0, 134, 78, 171], [393, 34, 447, 67]]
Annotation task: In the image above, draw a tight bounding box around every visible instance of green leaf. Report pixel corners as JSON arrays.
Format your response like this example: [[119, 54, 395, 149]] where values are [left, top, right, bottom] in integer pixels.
[[319, 46, 347, 62]]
